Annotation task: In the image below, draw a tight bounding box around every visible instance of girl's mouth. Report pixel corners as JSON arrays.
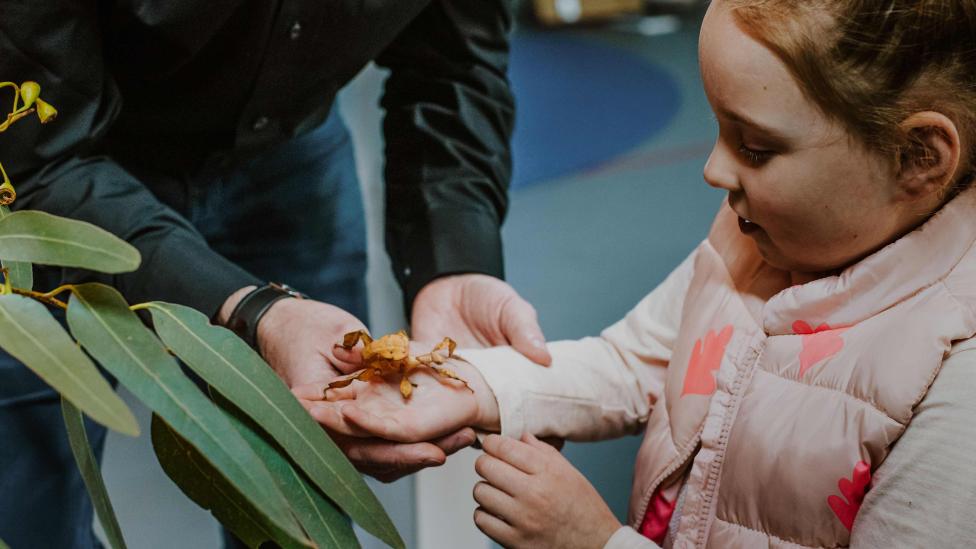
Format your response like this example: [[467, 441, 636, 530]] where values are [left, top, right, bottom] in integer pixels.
[[738, 216, 761, 234]]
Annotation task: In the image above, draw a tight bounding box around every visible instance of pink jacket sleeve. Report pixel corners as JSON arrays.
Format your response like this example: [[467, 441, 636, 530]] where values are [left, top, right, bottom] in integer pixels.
[[459, 245, 699, 441]]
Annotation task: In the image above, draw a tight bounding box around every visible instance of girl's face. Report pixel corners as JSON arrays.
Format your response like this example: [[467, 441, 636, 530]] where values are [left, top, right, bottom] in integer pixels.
[[699, 2, 913, 275]]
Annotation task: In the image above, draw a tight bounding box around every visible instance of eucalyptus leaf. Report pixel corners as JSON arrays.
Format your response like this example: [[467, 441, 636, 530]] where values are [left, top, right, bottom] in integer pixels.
[[66, 284, 308, 545], [147, 301, 401, 548], [216, 394, 360, 549], [0, 210, 139, 273], [150, 415, 307, 549], [62, 397, 128, 549], [0, 205, 32, 289], [0, 294, 138, 435]]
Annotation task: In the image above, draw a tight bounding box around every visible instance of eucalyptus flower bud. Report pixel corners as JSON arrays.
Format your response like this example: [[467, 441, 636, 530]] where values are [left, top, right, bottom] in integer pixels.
[[35, 98, 57, 123], [19, 81, 40, 109]]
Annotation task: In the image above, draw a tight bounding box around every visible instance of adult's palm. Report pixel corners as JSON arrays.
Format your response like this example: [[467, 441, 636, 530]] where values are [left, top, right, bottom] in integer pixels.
[[299, 357, 486, 444]]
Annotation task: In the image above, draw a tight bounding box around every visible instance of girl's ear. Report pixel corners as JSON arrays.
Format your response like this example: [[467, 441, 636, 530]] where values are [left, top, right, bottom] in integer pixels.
[[895, 112, 962, 200]]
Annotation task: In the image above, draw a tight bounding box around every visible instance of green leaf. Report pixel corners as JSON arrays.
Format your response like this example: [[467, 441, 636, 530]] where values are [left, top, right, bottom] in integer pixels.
[[147, 301, 401, 549], [0, 206, 32, 290], [62, 397, 128, 549], [0, 294, 138, 435], [216, 395, 360, 549], [0, 537, 9, 549], [65, 284, 308, 546], [151, 415, 307, 549], [0, 210, 139, 273]]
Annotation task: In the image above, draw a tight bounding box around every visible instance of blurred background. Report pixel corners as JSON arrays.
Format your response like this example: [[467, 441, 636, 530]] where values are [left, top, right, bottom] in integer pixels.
[[97, 1, 723, 547]]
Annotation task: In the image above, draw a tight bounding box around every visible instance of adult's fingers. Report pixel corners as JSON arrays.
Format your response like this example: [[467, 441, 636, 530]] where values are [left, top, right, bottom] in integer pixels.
[[431, 427, 477, 457], [500, 296, 552, 366], [341, 403, 464, 443], [338, 404, 412, 441], [334, 434, 446, 482], [330, 347, 363, 375], [305, 401, 373, 437], [482, 434, 544, 475], [292, 382, 329, 401], [331, 343, 363, 367]]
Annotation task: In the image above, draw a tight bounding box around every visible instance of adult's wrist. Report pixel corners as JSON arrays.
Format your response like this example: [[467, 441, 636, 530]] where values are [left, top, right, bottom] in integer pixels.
[[391, 207, 504, 311], [254, 296, 304, 361], [220, 283, 307, 353], [217, 285, 257, 326]]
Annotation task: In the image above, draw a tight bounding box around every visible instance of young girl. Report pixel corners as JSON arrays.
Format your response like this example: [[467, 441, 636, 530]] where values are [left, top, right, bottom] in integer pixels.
[[303, 1, 976, 546]]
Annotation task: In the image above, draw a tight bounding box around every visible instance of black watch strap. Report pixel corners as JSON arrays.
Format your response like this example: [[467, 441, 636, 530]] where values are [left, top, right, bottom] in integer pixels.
[[226, 283, 307, 351]]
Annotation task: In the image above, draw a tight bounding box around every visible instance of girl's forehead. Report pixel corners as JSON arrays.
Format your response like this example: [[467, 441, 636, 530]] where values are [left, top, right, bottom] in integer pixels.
[[699, 3, 830, 141]]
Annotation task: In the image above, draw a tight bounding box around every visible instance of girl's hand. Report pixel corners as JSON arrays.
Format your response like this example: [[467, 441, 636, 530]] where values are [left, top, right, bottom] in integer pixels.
[[473, 433, 621, 549]]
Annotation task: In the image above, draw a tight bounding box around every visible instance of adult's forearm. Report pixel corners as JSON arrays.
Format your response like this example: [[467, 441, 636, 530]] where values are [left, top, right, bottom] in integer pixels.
[[377, 0, 515, 309], [16, 157, 260, 316]]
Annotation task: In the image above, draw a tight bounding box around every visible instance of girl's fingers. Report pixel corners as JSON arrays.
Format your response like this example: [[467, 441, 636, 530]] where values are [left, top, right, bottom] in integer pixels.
[[522, 432, 559, 452], [475, 453, 529, 497], [482, 434, 543, 475], [473, 481, 517, 524], [473, 507, 519, 548]]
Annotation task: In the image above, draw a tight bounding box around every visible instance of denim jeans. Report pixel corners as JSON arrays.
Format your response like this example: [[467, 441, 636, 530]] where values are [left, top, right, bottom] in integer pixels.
[[0, 106, 368, 548]]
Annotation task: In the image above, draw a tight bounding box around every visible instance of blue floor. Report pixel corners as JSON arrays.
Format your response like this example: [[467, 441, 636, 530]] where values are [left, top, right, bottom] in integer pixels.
[[97, 10, 722, 548]]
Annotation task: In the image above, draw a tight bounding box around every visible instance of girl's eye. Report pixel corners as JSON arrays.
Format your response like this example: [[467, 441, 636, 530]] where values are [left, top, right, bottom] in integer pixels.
[[738, 144, 774, 166]]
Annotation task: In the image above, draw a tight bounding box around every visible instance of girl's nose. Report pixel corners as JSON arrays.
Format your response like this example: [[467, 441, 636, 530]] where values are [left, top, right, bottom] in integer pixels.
[[703, 141, 741, 192]]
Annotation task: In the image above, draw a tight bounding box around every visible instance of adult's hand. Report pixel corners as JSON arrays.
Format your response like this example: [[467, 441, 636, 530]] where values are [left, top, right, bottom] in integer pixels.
[[292, 352, 496, 482], [300, 352, 501, 443], [411, 274, 552, 366], [217, 286, 365, 388], [326, 429, 477, 483], [219, 286, 475, 481]]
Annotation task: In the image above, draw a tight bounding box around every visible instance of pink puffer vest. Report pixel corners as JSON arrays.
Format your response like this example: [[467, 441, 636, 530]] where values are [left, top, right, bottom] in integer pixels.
[[629, 189, 976, 547]]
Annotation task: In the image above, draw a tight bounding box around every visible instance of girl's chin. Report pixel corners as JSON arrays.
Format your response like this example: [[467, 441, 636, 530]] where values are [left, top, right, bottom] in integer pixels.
[[756, 244, 841, 280], [745, 230, 844, 276]]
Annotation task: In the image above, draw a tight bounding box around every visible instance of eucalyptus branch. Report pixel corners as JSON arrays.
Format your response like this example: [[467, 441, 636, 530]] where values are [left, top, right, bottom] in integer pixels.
[[0, 80, 58, 205], [10, 287, 68, 310], [0, 281, 153, 313]]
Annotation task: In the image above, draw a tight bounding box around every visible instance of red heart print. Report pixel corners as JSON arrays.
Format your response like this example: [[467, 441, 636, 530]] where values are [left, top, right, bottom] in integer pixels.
[[793, 320, 847, 378], [827, 460, 871, 531], [682, 325, 734, 396]]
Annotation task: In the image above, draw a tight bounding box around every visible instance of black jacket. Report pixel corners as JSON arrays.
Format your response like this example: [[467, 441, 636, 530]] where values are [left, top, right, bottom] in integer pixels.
[[0, 0, 514, 315]]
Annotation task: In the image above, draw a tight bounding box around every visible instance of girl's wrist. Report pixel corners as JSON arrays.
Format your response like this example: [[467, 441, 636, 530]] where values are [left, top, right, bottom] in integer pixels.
[[451, 358, 501, 431]]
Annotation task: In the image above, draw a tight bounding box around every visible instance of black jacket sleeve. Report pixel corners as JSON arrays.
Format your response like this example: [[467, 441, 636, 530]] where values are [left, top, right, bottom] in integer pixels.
[[376, 0, 515, 310], [0, 0, 259, 317]]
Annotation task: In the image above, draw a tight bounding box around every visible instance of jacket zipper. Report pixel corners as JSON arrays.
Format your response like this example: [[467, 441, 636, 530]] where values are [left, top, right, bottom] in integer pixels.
[[693, 339, 766, 547], [632, 430, 703, 529]]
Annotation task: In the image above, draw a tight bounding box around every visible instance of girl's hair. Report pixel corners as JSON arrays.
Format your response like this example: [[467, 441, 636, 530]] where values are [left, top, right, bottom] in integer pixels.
[[728, 0, 976, 183]]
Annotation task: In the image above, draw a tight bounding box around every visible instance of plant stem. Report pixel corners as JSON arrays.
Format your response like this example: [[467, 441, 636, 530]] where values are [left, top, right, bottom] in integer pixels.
[[11, 287, 68, 310]]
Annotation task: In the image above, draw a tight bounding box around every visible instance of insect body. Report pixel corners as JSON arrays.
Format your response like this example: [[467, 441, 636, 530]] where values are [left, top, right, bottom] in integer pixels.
[[325, 330, 471, 399]]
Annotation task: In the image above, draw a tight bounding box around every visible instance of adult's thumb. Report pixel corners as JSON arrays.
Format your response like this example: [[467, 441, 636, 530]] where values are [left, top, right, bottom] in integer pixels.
[[502, 297, 552, 366]]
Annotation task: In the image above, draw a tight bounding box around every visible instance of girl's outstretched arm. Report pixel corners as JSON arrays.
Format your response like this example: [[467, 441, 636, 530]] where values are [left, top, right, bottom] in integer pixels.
[[461, 245, 700, 442]]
